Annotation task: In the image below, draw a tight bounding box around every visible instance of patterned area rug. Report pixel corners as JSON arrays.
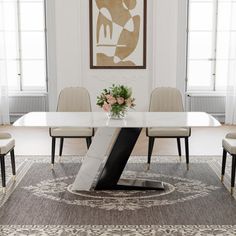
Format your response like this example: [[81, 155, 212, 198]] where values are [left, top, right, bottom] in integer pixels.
[[0, 155, 236, 235]]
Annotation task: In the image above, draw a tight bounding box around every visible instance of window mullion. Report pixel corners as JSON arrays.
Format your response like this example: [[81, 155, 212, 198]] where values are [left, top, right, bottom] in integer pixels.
[[211, 0, 218, 91], [44, 0, 48, 93], [17, 0, 23, 91]]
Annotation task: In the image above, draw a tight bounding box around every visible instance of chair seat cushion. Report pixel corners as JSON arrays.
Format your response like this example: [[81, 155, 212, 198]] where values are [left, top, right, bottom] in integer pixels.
[[0, 134, 15, 155], [50, 127, 93, 137], [147, 127, 190, 137], [223, 137, 236, 155]]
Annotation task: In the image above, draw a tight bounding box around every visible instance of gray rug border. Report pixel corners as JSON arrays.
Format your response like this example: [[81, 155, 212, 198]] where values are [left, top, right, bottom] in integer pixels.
[[0, 225, 236, 236]]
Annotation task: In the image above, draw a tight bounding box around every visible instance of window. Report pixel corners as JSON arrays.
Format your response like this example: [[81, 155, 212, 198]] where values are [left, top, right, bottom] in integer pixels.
[[0, 0, 47, 92], [187, 0, 236, 92]]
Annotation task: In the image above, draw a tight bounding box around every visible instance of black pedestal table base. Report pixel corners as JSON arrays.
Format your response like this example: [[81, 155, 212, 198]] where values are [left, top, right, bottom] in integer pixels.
[[95, 128, 165, 191]]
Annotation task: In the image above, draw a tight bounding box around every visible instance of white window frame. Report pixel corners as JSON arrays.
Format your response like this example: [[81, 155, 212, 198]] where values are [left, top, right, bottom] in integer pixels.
[[2, 0, 48, 94], [186, 0, 226, 93]]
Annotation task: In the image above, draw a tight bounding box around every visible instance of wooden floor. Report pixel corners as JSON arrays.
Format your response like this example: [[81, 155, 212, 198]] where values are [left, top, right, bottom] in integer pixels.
[[1, 125, 236, 156]]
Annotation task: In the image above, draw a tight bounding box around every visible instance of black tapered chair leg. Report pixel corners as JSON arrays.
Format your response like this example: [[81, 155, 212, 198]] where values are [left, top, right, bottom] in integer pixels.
[[51, 137, 56, 168], [147, 137, 155, 166], [10, 149, 16, 177], [231, 155, 236, 195], [59, 138, 64, 156], [221, 149, 227, 182], [185, 137, 189, 170], [0, 155, 6, 188], [177, 138, 181, 157], [86, 137, 92, 149]]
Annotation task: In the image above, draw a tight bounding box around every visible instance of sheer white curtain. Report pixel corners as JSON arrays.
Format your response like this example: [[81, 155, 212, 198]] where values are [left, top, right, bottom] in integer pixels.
[[0, 1, 10, 124], [225, 1, 236, 124]]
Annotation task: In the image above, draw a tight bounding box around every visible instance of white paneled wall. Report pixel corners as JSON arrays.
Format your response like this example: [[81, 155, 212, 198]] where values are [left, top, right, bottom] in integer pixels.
[[46, 0, 185, 111]]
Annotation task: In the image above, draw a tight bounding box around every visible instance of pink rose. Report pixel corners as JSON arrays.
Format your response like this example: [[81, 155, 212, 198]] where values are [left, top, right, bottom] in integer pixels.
[[117, 97, 125, 105], [107, 96, 117, 105], [105, 94, 112, 99], [102, 102, 111, 112], [126, 98, 132, 107]]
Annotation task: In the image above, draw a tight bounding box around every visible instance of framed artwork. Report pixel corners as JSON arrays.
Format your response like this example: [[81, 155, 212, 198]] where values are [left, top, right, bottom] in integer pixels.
[[89, 0, 147, 69]]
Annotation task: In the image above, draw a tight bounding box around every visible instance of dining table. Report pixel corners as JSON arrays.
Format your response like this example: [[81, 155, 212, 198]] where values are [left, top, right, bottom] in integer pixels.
[[13, 111, 221, 192]]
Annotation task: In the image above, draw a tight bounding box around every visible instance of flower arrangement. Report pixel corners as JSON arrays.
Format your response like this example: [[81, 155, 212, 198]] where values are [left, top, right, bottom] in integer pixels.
[[96, 84, 135, 119]]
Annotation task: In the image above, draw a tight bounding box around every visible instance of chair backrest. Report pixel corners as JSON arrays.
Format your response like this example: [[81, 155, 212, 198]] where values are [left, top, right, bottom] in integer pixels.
[[57, 87, 92, 112], [149, 87, 184, 112]]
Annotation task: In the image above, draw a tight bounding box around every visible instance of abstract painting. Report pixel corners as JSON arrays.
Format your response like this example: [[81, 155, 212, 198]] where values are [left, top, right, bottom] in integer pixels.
[[90, 0, 147, 69]]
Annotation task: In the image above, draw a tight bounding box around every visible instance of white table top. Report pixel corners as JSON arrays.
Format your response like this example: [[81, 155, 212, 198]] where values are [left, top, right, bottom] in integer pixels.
[[13, 112, 221, 128]]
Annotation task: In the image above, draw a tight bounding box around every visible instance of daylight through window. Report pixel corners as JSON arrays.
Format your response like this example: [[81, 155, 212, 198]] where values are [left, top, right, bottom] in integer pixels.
[[187, 0, 236, 92], [0, 0, 47, 92]]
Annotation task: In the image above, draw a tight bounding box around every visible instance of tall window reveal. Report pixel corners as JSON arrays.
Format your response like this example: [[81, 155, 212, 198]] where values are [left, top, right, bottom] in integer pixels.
[[0, 0, 47, 92], [90, 0, 147, 69], [187, 0, 236, 92]]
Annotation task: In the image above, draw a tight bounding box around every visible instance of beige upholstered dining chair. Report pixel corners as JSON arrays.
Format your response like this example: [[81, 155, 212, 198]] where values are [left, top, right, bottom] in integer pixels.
[[146, 87, 191, 170], [0, 132, 16, 192], [222, 133, 236, 195], [49, 87, 94, 168]]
